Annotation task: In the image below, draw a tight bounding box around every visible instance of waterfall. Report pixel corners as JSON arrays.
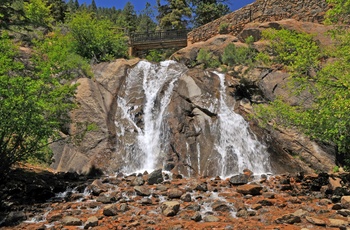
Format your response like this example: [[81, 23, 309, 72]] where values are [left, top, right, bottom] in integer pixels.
[[116, 61, 185, 173], [115, 60, 270, 177], [214, 72, 271, 177]]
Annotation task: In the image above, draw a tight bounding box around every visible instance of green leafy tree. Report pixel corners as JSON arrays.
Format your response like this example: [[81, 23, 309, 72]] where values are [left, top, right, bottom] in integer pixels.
[[0, 32, 90, 178], [67, 11, 128, 61], [157, 0, 191, 29], [24, 0, 54, 27], [254, 27, 350, 166]]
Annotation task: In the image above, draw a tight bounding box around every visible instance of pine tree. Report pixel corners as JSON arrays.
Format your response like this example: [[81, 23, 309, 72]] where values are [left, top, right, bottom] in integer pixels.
[[136, 2, 157, 33], [90, 0, 97, 12], [157, 0, 191, 30], [190, 0, 230, 27]]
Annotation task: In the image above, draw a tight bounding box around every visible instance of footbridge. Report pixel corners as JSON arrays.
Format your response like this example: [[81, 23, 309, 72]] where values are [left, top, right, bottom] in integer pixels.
[[128, 29, 190, 57]]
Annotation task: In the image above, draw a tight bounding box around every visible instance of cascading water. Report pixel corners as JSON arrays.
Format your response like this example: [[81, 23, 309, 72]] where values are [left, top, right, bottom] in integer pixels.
[[214, 72, 271, 177], [115, 60, 270, 177], [116, 61, 185, 173]]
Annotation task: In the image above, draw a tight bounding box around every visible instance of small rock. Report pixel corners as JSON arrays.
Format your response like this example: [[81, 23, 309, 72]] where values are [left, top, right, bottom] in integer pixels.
[[203, 215, 220, 222], [332, 203, 342, 210], [252, 204, 262, 210], [341, 196, 350, 209], [62, 216, 83, 226], [191, 212, 202, 222], [90, 179, 107, 196], [103, 204, 118, 216], [161, 201, 180, 217], [140, 197, 153, 205], [229, 174, 248, 185], [186, 204, 201, 211], [48, 214, 63, 223], [257, 200, 274, 206], [305, 216, 326, 226], [131, 177, 145, 186], [211, 201, 231, 212], [134, 186, 151, 196], [328, 218, 348, 227], [120, 203, 129, 212], [194, 183, 208, 192], [275, 214, 301, 224], [337, 209, 350, 217], [180, 193, 192, 202], [236, 209, 248, 218], [84, 216, 98, 229], [263, 192, 275, 199], [96, 193, 116, 204], [148, 169, 163, 185], [168, 188, 183, 199], [293, 209, 308, 218], [236, 184, 262, 195]]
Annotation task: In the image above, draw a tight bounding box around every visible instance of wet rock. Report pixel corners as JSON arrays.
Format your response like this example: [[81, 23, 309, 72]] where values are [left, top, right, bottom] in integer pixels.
[[103, 204, 119, 216], [161, 201, 180, 217], [148, 169, 163, 185], [251, 204, 262, 210], [212, 201, 231, 212], [180, 193, 192, 202], [203, 215, 220, 222], [191, 212, 202, 222], [341, 196, 350, 209], [120, 203, 129, 212], [236, 184, 262, 195], [84, 216, 98, 229], [194, 183, 208, 192], [96, 193, 116, 204], [328, 218, 348, 227], [337, 209, 350, 217], [48, 213, 63, 223], [131, 177, 145, 186], [236, 209, 249, 218], [140, 197, 153, 205], [275, 214, 301, 224], [134, 186, 151, 196], [332, 203, 342, 210], [229, 174, 248, 185], [186, 204, 201, 211], [90, 179, 107, 196], [168, 188, 183, 199], [3, 211, 26, 226], [62, 216, 83, 226], [305, 216, 326, 226]]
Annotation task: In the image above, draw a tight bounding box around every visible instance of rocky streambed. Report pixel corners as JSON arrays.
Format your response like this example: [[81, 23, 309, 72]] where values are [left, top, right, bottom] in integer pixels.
[[2, 167, 350, 230]]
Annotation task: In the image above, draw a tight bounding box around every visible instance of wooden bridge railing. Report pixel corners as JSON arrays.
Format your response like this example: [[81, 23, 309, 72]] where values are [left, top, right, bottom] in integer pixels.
[[129, 29, 191, 45]]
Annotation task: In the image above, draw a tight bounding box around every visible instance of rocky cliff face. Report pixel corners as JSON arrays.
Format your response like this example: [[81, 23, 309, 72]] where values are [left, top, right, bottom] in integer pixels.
[[51, 28, 335, 175]]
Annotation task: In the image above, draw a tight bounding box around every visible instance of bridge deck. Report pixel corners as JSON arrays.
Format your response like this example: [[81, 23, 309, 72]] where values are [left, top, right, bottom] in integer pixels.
[[129, 29, 190, 56]]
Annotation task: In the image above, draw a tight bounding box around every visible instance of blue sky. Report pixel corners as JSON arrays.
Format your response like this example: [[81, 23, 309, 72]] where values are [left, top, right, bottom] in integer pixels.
[[78, 0, 255, 13]]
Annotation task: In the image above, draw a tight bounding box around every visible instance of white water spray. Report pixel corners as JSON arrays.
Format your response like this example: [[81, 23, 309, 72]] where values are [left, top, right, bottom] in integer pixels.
[[214, 72, 271, 177]]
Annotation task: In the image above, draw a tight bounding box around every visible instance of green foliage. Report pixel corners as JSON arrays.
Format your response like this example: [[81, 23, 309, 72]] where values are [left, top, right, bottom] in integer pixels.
[[222, 43, 257, 67], [196, 49, 220, 68], [325, 0, 350, 24], [24, 0, 54, 27], [261, 29, 320, 76], [157, 0, 192, 29], [146, 50, 163, 62], [0, 32, 89, 177], [254, 28, 350, 164], [218, 22, 229, 34], [191, 1, 230, 27], [67, 11, 128, 61]]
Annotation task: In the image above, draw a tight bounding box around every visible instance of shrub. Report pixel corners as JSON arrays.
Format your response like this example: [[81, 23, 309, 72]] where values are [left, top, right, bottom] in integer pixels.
[[218, 22, 229, 34], [196, 48, 220, 68], [222, 43, 256, 67]]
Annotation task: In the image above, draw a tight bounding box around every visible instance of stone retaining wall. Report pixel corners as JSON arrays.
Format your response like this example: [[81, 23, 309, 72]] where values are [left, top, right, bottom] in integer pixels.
[[188, 0, 329, 44]]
